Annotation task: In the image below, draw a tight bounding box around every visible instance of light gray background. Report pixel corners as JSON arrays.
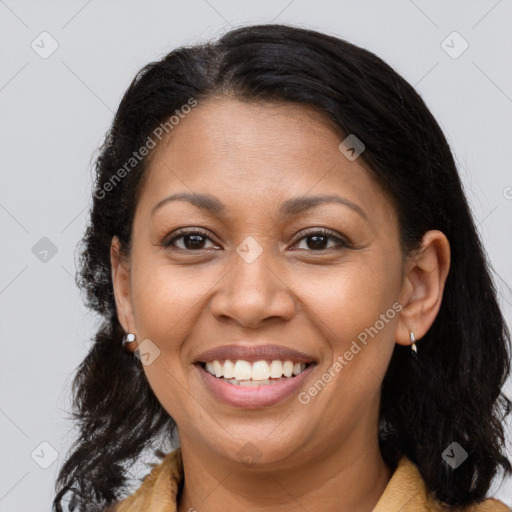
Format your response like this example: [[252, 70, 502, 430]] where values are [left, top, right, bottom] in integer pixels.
[[1, 0, 511, 510]]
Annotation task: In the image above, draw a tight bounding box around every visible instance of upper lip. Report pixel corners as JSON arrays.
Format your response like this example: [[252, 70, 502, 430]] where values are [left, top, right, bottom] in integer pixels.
[[194, 344, 317, 364]]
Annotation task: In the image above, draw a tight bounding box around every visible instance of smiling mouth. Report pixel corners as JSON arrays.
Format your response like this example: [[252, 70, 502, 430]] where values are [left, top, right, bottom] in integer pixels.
[[197, 359, 315, 386]]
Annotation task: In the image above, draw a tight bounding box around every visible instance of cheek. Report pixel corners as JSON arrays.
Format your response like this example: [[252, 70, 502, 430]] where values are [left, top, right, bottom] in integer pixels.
[[294, 256, 402, 402], [130, 261, 210, 420], [131, 260, 212, 343], [299, 260, 400, 341], [294, 264, 400, 428]]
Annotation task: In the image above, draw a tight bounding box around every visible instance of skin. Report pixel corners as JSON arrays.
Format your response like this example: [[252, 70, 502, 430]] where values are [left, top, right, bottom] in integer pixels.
[[111, 97, 450, 512]]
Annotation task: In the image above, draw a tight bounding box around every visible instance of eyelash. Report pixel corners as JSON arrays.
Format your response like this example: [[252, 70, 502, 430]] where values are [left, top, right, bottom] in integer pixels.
[[161, 227, 351, 252]]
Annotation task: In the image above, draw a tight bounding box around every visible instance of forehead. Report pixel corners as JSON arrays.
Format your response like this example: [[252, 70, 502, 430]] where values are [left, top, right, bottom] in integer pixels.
[[150, 96, 345, 167], [137, 97, 394, 223]]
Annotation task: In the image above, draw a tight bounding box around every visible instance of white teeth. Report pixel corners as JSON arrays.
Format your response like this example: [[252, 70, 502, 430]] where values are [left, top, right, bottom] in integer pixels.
[[234, 360, 252, 380], [252, 360, 270, 380], [204, 359, 307, 380], [223, 359, 235, 379], [283, 361, 294, 377], [269, 360, 283, 378], [213, 360, 223, 378], [226, 376, 289, 386]]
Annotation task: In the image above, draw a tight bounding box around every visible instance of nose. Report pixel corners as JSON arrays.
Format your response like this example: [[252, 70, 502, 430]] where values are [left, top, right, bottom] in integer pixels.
[[209, 243, 296, 329]]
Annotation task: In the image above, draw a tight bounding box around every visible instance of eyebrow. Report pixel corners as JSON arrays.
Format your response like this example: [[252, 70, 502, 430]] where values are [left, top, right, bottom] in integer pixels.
[[151, 192, 367, 220]]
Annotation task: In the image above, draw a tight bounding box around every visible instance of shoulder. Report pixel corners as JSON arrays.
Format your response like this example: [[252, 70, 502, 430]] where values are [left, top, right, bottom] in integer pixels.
[[463, 498, 511, 512], [373, 455, 511, 512], [106, 447, 184, 512]]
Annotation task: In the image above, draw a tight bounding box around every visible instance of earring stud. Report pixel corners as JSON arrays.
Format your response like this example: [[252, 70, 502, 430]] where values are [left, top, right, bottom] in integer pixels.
[[410, 330, 418, 356], [123, 333, 136, 346]]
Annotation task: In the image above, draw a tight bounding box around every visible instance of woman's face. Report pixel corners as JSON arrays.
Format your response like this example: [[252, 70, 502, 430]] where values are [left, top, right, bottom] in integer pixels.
[[113, 97, 410, 468]]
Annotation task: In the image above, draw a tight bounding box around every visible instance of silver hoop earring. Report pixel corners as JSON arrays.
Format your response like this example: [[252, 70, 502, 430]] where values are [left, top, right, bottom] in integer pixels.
[[410, 330, 418, 356], [123, 333, 136, 347]]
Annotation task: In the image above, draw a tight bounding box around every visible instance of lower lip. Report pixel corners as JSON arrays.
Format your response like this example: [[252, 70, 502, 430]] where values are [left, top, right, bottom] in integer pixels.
[[196, 363, 316, 408]]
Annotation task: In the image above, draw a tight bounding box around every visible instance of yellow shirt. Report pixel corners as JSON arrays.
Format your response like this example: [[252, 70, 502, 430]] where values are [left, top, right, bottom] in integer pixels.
[[110, 448, 511, 512]]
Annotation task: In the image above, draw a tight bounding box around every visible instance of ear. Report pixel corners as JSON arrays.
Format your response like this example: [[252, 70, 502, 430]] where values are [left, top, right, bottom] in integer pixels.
[[395, 230, 451, 347], [111, 236, 138, 353]]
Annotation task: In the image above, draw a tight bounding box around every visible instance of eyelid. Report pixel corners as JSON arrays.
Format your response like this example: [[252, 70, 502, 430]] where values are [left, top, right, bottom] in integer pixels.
[[290, 227, 351, 247], [162, 227, 218, 247]]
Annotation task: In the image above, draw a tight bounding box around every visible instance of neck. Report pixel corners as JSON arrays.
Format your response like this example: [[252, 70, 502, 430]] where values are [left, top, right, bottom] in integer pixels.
[[177, 433, 392, 512]]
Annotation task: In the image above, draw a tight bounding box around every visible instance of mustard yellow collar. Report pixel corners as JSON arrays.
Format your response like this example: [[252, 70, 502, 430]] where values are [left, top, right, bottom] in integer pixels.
[[111, 447, 510, 512]]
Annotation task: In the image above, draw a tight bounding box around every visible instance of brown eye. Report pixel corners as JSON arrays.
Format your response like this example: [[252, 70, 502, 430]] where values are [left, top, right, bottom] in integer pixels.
[[163, 229, 217, 250], [292, 229, 350, 251]]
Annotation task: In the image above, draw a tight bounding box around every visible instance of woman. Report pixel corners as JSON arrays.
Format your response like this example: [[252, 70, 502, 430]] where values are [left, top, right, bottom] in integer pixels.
[[52, 24, 512, 512]]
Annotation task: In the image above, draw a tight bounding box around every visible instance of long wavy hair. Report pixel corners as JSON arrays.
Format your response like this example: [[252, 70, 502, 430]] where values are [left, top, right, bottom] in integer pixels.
[[52, 23, 512, 511]]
